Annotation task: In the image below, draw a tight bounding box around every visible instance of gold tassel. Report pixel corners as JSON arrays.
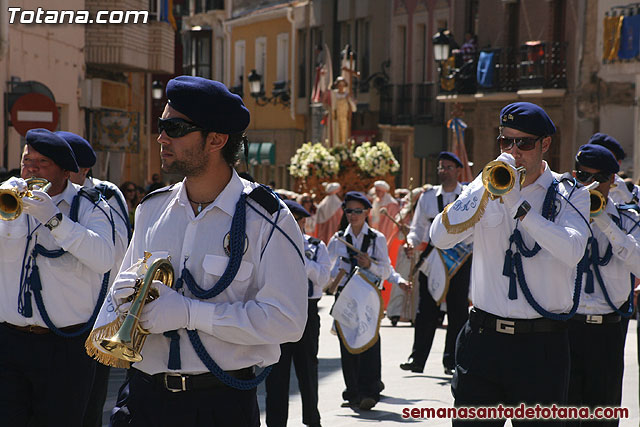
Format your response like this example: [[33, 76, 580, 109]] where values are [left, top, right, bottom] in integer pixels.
[[441, 190, 489, 234], [84, 317, 130, 369]]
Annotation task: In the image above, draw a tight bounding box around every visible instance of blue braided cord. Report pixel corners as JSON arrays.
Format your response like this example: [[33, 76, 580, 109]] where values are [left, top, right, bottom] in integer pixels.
[[24, 192, 116, 337], [17, 220, 36, 317], [504, 179, 589, 319], [590, 256, 634, 318], [183, 193, 247, 299], [261, 206, 281, 260], [513, 246, 585, 320], [187, 329, 271, 390], [246, 202, 304, 264], [618, 209, 640, 235]]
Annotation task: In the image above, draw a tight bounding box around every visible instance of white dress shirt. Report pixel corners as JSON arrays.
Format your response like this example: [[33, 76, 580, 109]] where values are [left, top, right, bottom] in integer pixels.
[[407, 183, 463, 247], [430, 163, 590, 319], [84, 177, 129, 285], [579, 200, 640, 314], [327, 222, 392, 288], [305, 235, 331, 299], [0, 180, 115, 327], [119, 170, 308, 375]]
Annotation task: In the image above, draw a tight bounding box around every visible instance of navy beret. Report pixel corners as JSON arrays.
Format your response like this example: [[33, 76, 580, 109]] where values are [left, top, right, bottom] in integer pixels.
[[588, 132, 625, 161], [284, 199, 310, 218], [499, 102, 556, 137], [438, 151, 463, 168], [166, 76, 250, 134], [55, 131, 96, 168], [343, 191, 372, 209], [575, 144, 620, 176], [26, 128, 78, 172]]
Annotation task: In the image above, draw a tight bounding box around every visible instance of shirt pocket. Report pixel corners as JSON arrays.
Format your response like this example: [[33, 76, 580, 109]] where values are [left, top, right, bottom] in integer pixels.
[[481, 211, 504, 228], [202, 254, 254, 282], [0, 221, 28, 262]]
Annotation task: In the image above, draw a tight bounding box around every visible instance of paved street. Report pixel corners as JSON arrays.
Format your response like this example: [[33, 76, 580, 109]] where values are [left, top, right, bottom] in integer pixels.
[[102, 297, 639, 426]]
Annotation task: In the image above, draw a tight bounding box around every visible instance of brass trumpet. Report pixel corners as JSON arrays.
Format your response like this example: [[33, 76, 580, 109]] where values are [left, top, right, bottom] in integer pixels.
[[99, 252, 174, 363], [589, 189, 607, 218], [481, 161, 526, 200], [0, 177, 51, 221]]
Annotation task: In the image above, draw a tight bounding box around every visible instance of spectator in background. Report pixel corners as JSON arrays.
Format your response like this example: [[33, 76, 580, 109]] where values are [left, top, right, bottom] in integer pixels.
[[145, 173, 165, 193], [460, 32, 478, 63], [298, 193, 317, 235], [120, 181, 140, 229]]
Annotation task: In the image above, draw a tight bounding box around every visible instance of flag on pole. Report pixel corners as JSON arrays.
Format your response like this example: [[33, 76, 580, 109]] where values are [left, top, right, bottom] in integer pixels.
[[447, 117, 473, 183]]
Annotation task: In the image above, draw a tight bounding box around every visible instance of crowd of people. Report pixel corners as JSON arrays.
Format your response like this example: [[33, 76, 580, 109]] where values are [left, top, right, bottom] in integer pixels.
[[0, 74, 638, 427]]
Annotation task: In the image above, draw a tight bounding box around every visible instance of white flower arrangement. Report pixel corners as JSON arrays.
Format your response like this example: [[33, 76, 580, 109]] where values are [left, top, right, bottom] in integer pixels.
[[289, 142, 340, 178], [353, 141, 400, 177]]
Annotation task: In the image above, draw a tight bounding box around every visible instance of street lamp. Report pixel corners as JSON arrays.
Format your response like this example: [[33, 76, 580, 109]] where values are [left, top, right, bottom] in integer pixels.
[[432, 29, 451, 62], [152, 80, 164, 100], [248, 69, 290, 107]]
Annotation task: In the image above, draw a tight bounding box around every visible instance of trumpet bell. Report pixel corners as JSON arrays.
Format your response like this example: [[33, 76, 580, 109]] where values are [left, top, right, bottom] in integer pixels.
[[589, 189, 607, 218], [481, 161, 526, 198], [0, 177, 50, 221]]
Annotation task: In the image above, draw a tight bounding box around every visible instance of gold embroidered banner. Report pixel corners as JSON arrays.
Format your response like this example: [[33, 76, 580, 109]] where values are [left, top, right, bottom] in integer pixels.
[[603, 16, 624, 61]]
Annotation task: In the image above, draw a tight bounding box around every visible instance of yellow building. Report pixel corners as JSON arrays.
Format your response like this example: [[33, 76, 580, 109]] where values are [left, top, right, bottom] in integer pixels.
[[225, 2, 306, 188]]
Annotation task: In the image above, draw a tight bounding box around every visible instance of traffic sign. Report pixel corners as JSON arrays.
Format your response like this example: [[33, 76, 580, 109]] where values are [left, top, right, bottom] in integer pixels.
[[10, 92, 59, 136]]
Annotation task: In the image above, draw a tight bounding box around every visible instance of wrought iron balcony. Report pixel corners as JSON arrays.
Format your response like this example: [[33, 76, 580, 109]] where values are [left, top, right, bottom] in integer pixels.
[[437, 41, 567, 96]]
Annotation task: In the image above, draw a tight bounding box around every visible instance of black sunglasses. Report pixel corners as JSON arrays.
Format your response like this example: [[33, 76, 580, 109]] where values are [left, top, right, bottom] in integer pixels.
[[344, 208, 366, 214], [158, 117, 204, 138], [497, 135, 542, 152], [574, 168, 611, 184]]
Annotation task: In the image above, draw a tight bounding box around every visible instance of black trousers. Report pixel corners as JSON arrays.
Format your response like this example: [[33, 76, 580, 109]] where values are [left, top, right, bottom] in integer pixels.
[[338, 333, 382, 404], [409, 256, 471, 370], [567, 320, 625, 427], [265, 298, 321, 427], [0, 323, 96, 427], [83, 362, 111, 427], [452, 320, 570, 426], [110, 368, 260, 427]]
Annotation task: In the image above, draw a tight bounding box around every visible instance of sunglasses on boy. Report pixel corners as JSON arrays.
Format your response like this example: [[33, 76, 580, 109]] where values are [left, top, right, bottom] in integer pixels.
[[497, 135, 543, 152], [573, 167, 611, 184], [158, 117, 204, 138], [344, 208, 366, 215]]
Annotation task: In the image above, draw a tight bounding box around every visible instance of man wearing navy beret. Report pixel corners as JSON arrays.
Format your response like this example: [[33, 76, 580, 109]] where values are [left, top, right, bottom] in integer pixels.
[[400, 150, 472, 377], [57, 130, 131, 427], [568, 144, 640, 423], [266, 199, 330, 427], [0, 128, 116, 426], [327, 191, 392, 410], [431, 102, 590, 424], [103, 76, 307, 427], [588, 132, 639, 206]]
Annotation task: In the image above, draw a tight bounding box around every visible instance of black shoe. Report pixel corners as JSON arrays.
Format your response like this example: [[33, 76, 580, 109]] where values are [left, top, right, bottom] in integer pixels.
[[390, 316, 399, 326], [359, 397, 376, 410], [399, 362, 424, 373], [444, 367, 455, 375], [341, 400, 359, 408]]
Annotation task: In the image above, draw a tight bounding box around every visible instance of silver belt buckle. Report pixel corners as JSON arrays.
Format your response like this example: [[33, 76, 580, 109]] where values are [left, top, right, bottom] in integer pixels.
[[164, 373, 187, 392], [496, 319, 516, 334], [585, 315, 603, 324]]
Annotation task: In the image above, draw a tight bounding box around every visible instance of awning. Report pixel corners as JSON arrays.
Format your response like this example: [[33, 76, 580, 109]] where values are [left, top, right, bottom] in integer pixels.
[[245, 142, 275, 165]]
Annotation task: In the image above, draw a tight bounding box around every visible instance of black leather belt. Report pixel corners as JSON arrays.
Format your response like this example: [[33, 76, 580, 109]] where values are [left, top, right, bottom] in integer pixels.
[[133, 367, 255, 392], [469, 308, 567, 335], [1, 322, 84, 335], [571, 313, 621, 324]]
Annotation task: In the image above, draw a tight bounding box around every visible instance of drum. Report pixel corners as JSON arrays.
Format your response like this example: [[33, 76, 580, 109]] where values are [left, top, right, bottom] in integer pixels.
[[330, 267, 384, 354]]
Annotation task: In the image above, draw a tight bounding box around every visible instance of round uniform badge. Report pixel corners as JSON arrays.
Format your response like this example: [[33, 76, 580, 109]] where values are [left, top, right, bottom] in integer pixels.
[[223, 232, 249, 257]]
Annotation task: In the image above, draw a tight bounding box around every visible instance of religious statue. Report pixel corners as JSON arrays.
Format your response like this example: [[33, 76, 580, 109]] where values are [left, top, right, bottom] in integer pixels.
[[325, 76, 357, 146]]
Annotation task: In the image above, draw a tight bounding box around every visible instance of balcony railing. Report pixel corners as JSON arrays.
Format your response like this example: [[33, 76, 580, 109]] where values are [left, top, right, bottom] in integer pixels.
[[437, 41, 567, 96], [379, 83, 441, 125]]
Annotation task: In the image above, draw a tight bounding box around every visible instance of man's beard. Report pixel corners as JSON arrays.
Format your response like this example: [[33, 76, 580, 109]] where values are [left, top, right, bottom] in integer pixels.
[[162, 146, 209, 177]]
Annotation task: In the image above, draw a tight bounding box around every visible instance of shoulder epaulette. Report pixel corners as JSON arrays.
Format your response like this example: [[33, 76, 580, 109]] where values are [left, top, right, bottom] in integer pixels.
[[140, 184, 175, 204], [94, 181, 119, 200], [247, 184, 281, 215], [308, 236, 321, 246], [336, 230, 345, 238], [618, 203, 640, 212], [78, 186, 102, 203]]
